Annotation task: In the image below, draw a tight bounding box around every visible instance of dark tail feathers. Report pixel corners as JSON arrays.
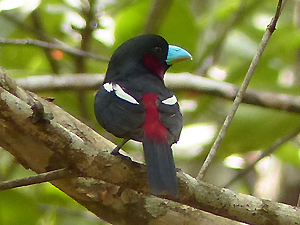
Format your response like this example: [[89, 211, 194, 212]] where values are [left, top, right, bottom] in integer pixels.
[[142, 139, 178, 198]]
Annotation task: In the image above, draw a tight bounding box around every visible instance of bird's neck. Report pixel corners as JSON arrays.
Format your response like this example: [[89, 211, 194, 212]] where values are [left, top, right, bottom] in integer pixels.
[[143, 55, 169, 80], [105, 59, 168, 84]]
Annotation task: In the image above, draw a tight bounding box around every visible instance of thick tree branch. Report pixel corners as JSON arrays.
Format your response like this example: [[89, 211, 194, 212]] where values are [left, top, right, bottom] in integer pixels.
[[15, 73, 300, 114], [1, 68, 300, 224], [0, 67, 238, 225]]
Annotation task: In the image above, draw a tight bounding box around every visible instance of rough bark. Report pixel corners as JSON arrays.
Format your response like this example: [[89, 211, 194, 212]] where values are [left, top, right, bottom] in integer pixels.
[[0, 66, 299, 225]]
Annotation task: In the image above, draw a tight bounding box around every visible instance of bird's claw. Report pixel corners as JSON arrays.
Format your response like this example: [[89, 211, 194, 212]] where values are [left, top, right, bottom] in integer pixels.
[[111, 148, 132, 162]]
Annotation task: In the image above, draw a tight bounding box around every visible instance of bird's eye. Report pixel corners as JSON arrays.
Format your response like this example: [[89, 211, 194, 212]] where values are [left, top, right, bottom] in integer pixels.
[[153, 47, 162, 53]]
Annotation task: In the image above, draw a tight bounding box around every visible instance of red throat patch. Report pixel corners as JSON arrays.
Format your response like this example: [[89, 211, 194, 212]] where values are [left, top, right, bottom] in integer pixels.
[[142, 93, 168, 143], [143, 55, 166, 79]]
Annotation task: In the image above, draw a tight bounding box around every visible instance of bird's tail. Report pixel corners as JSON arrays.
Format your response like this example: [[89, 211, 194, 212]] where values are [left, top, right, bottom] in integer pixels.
[[142, 139, 178, 198]]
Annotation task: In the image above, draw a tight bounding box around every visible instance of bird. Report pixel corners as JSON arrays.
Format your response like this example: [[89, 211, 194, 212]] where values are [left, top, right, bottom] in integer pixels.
[[94, 34, 192, 198]]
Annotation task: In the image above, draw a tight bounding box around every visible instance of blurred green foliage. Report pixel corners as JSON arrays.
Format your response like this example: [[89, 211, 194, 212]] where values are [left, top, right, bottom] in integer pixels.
[[0, 0, 300, 224]]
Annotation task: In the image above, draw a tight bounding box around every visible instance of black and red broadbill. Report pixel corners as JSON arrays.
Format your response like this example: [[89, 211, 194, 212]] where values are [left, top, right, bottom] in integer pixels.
[[94, 34, 192, 198]]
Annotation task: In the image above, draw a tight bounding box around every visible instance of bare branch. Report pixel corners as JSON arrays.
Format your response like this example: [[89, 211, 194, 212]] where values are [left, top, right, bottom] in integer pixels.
[[0, 168, 74, 191], [197, 0, 284, 180]]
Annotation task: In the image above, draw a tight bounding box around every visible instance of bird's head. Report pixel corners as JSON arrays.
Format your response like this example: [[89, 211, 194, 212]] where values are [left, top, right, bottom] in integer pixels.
[[106, 34, 192, 81]]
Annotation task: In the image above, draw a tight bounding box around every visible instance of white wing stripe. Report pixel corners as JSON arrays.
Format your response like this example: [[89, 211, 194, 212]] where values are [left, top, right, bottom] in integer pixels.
[[114, 84, 139, 105], [103, 82, 139, 105], [103, 82, 113, 92], [162, 95, 177, 105]]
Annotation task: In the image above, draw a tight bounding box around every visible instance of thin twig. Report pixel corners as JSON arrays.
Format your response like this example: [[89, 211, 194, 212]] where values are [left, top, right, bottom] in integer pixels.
[[196, 0, 284, 181], [225, 124, 300, 187], [0, 38, 109, 61], [0, 168, 75, 191]]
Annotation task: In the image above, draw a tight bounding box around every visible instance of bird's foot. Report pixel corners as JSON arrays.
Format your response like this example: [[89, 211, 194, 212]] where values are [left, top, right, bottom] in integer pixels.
[[111, 147, 132, 162], [175, 168, 182, 173], [111, 146, 121, 155]]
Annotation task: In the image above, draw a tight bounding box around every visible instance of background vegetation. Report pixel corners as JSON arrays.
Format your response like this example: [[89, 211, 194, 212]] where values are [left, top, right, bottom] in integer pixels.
[[0, 0, 299, 224]]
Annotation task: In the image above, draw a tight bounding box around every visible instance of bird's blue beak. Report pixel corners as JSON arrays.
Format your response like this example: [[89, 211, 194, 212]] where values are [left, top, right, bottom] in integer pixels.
[[166, 45, 192, 65]]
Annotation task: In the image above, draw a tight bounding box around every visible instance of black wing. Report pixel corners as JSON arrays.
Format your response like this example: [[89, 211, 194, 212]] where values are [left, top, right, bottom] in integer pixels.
[[157, 94, 183, 145], [94, 84, 145, 141]]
